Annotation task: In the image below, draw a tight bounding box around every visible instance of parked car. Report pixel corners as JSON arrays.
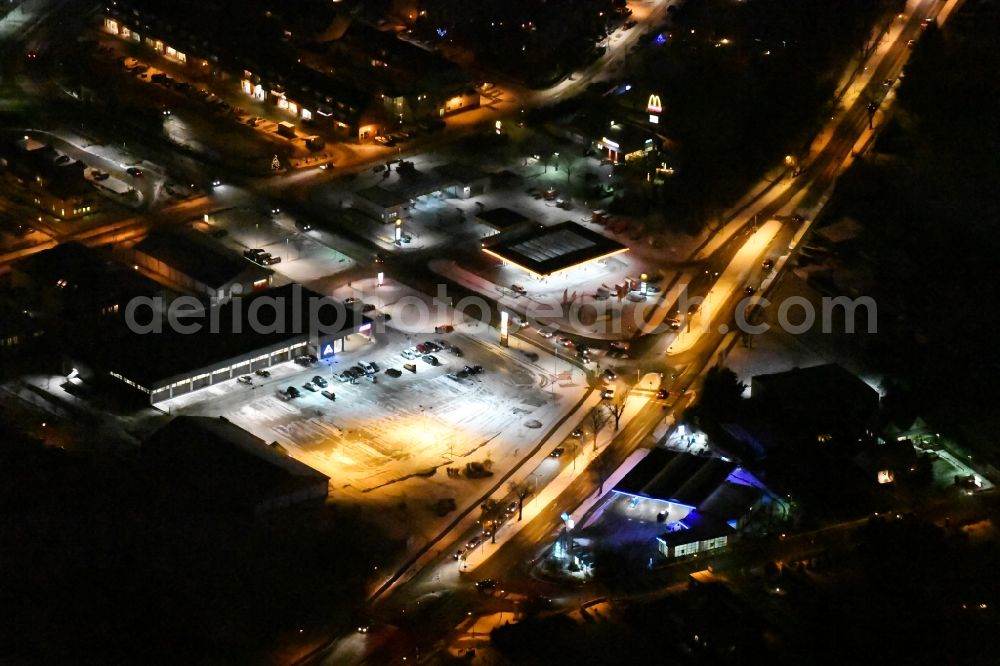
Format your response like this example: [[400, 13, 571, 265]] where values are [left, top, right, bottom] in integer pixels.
[[385, 368, 402, 378], [510, 283, 527, 295], [285, 386, 301, 398], [422, 354, 440, 366], [312, 376, 328, 388], [449, 346, 464, 357], [401, 348, 418, 360], [423, 341, 442, 352], [321, 390, 336, 401], [255, 369, 271, 378], [302, 382, 317, 392], [237, 375, 252, 385], [434, 324, 455, 333]]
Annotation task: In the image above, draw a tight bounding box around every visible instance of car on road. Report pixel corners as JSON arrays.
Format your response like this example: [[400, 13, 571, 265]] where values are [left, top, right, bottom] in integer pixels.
[[321, 390, 336, 401], [539, 327, 556, 339], [510, 283, 527, 295], [665, 318, 681, 330], [744, 286, 756, 296], [657, 389, 670, 400], [609, 340, 630, 351], [302, 382, 317, 392], [312, 376, 328, 388], [92, 170, 110, 181], [762, 258, 774, 271], [255, 369, 271, 378], [466, 536, 483, 550], [237, 375, 252, 385], [602, 369, 617, 382], [602, 387, 616, 400], [522, 350, 539, 362], [373, 135, 395, 146], [422, 354, 440, 366], [125, 167, 143, 177], [423, 341, 442, 352], [475, 578, 497, 593], [434, 324, 454, 333], [549, 446, 565, 458], [295, 219, 313, 232], [557, 337, 573, 347], [465, 364, 484, 375], [54, 154, 73, 166], [448, 346, 464, 357]]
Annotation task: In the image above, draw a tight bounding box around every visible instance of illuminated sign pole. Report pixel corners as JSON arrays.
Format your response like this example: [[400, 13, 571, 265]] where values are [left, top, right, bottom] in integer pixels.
[[647, 93, 662, 125], [377, 271, 384, 287], [499, 311, 509, 347], [394, 220, 402, 244]]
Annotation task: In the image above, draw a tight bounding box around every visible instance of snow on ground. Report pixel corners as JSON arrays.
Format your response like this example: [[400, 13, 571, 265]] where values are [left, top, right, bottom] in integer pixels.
[[163, 279, 589, 546]]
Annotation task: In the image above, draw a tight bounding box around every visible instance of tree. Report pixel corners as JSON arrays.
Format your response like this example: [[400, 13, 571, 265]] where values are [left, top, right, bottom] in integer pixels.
[[609, 396, 627, 431], [509, 480, 533, 522], [589, 405, 608, 452], [689, 365, 746, 424]]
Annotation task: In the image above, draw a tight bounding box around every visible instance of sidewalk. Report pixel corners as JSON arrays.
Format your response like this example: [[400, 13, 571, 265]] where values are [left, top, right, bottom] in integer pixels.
[[461, 375, 658, 572]]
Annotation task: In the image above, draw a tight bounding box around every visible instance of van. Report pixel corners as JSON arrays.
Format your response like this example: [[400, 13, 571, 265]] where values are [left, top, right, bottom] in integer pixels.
[[304, 135, 325, 150], [277, 121, 296, 139]]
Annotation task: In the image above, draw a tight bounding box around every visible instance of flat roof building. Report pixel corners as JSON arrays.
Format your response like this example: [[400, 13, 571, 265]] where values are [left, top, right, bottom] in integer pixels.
[[482, 221, 628, 278], [92, 284, 371, 403], [142, 416, 329, 515], [133, 229, 272, 299]]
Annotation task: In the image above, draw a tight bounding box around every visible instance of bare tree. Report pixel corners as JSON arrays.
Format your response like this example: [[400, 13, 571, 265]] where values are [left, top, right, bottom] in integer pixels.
[[508, 480, 533, 522], [589, 405, 608, 452], [609, 396, 627, 431]]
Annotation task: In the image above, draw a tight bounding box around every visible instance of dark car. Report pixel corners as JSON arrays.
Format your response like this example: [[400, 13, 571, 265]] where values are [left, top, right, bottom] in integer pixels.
[[312, 376, 328, 388], [321, 390, 336, 401], [549, 446, 565, 458], [422, 354, 440, 366], [657, 389, 670, 400], [285, 386, 301, 398], [385, 368, 402, 378], [302, 382, 318, 392], [255, 369, 271, 378], [475, 579, 498, 593], [125, 167, 143, 177]]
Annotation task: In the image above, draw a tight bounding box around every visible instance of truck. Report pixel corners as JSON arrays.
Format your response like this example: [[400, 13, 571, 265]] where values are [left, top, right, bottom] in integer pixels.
[[277, 121, 296, 139]]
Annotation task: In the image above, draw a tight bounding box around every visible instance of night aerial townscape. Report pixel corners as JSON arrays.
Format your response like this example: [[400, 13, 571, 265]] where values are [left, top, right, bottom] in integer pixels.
[[1, 0, 999, 664]]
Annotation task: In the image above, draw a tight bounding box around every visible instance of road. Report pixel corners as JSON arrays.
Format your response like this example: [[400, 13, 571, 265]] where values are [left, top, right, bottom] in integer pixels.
[[306, 0, 954, 662], [0, 0, 957, 663]]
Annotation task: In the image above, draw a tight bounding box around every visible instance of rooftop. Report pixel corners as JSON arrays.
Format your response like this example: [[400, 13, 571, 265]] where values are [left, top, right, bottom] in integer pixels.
[[482, 221, 628, 278], [134, 229, 272, 290], [476, 207, 531, 231], [142, 415, 328, 512], [94, 284, 366, 389], [614, 449, 737, 509]]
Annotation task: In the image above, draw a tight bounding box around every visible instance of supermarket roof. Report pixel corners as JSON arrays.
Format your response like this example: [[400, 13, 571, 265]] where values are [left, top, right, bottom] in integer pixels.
[[482, 221, 627, 278]]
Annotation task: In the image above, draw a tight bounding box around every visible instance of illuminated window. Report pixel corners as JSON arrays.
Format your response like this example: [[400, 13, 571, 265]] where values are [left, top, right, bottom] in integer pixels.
[[104, 18, 119, 34], [300, 108, 312, 120]]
